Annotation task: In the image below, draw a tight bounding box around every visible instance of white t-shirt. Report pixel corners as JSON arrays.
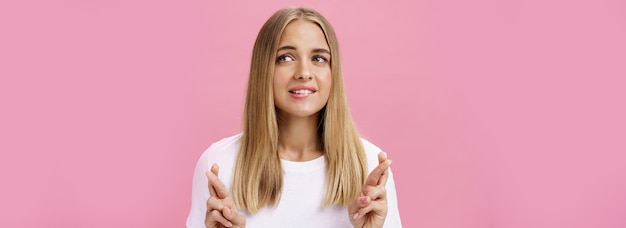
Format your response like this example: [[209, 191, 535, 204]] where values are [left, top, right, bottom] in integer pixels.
[[186, 134, 402, 227]]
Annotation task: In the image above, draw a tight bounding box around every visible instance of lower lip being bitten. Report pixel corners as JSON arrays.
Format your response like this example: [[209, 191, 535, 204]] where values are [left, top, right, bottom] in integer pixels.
[[289, 92, 315, 99], [289, 91, 315, 99]]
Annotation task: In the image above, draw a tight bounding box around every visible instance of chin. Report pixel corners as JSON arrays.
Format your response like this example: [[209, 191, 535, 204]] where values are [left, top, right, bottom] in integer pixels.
[[291, 110, 321, 118], [277, 107, 324, 119]]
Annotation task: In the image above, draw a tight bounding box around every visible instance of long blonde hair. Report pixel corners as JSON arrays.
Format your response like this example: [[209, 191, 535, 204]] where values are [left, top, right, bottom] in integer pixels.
[[232, 7, 368, 213]]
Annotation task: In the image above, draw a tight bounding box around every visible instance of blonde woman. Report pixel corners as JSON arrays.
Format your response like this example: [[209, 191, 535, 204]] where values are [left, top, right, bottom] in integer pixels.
[[187, 7, 402, 228]]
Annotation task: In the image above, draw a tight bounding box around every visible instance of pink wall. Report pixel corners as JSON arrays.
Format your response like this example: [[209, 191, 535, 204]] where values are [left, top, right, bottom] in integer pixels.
[[1, 0, 625, 227]]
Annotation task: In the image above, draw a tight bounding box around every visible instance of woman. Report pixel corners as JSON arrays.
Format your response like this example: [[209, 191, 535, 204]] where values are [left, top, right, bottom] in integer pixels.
[[187, 7, 402, 228]]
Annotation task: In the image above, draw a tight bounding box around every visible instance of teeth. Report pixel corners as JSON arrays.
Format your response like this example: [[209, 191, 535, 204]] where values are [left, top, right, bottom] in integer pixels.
[[291, 89, 313, 94]]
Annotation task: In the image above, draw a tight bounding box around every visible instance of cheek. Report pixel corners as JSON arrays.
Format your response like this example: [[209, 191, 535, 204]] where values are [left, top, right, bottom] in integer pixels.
[[320, 70, 332, 88], [273, 68, 291, 86], [319, 71, 332, 99], [272, 75, 283, 93]]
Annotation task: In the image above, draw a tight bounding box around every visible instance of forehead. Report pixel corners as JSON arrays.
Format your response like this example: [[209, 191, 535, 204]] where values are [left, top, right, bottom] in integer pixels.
[[278, 19, 329, 49]]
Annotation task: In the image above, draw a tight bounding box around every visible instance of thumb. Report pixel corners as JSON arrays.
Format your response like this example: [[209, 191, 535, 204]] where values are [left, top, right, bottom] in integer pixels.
[[211, 163, 219, 176], [348, 195, 369, 220]]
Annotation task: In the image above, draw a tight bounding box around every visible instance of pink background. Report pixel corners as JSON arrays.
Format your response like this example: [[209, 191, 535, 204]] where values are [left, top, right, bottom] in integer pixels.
[[1, 0, 625, 227]]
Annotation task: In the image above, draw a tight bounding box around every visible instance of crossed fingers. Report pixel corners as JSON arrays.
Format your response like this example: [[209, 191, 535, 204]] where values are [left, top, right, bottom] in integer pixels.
[[205, 164, 245, 228], [349, 152, 392, 225]]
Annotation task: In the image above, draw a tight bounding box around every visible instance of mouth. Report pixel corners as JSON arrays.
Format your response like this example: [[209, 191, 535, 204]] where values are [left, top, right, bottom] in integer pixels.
[[289, 89, 316, 95]]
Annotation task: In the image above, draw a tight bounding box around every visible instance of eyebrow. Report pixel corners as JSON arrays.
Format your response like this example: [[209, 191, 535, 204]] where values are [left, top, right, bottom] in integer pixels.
[[277, 45, 330, 54]]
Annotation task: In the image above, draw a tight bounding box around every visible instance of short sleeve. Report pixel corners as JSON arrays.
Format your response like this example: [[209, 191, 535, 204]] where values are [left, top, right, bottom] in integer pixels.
[[360, 138, 403, 227], [186, 149, 210, 228], [186, 134, 241, 228], [383, 168, 403, 227]]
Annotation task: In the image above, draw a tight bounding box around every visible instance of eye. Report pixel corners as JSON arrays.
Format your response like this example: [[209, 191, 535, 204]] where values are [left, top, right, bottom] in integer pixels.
[[313, 56, 328, 63], [277, 54, 294, 63]]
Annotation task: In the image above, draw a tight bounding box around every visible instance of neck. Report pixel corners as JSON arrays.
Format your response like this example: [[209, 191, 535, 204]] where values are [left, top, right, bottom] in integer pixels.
[[277, 112, 323, 162]]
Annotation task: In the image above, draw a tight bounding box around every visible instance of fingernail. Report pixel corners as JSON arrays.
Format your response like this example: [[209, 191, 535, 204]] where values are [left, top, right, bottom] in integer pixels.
[[381, 152, 387, 158], [227, 221, 233, 227], [353, 212, 359, 220], [361, 197, 368, 204], [225, 207, 232, 215]]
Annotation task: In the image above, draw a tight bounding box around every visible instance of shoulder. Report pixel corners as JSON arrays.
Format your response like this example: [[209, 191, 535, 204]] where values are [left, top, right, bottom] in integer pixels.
[[187, 134, 242, 227], [205, 133, 242, 152], [198, 134, 242, 180], [359, 137, 384, 173], [202, 133, 242, 158]]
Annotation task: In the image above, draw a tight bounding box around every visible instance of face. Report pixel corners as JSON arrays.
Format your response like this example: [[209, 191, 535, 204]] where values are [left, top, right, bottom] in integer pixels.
[[273, 20, 332, 119]]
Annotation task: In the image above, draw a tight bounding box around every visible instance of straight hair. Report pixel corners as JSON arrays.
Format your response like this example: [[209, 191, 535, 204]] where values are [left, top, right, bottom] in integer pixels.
[[232, 7, 368, 213]]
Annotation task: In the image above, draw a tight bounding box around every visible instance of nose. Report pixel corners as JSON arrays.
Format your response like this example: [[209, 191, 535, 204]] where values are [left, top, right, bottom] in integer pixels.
[[295, 61, 313, 80]]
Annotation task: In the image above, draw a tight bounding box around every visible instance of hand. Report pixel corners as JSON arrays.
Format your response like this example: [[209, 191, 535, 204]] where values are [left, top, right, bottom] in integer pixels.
[[205, 164, 246, 228], [348, 152, 392, 228]]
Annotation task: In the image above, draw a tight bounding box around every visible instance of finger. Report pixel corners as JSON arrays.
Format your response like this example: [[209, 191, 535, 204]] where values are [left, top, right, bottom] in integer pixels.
[[355, 202, 374, 220], [348, 195, 370, 220], [365, 159, 392, 186], [378, 152, 387, 164], [206, 197, 240, 227], [206, 196, 226, 211], [206, 170, 217, 197], [205, 209, 233, 227], [223, 206, 246, 227], [378, 164, 390, 187], [377, 152, 392, 187], [207, 164, 230, 199], [355, 200, 387, 220], [347, 195, 363, 218], [206, 164, 221, 197], [364, 185, 387, 201], [211, 163, 220, 176]]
